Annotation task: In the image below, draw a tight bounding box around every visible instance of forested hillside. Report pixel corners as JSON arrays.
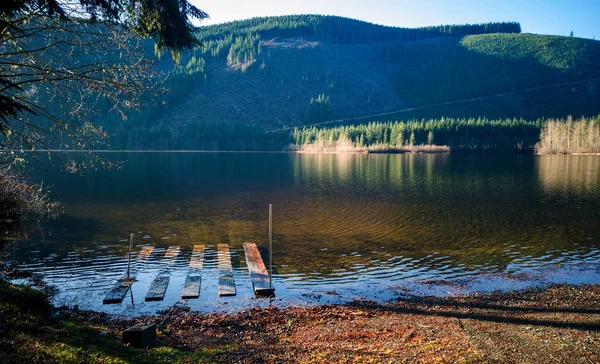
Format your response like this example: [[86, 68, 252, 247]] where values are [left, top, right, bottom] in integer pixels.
[[57, 15, 600, 150]]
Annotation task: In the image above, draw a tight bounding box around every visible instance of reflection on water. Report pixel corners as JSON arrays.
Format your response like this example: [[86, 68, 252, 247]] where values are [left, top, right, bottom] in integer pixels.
[[4, 152, 600, 314], [537, 154, 600, 194]]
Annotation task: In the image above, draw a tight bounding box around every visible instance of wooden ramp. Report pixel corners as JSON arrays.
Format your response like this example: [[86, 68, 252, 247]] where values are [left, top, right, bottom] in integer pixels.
[[181, 244, 205, 299], [189, 244, 206, 269], [243, 242, 275, 296], [145, 275, 170, 301], [181, 275, 201, 299], [103, 276, 134, 304], [136, 246, 154, 260], [164, 245, 181, 264], [104, 245, 155, 305], [217, 244, 236, 297]]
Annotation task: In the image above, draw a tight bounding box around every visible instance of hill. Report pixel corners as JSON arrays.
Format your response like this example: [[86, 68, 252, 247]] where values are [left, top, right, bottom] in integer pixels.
[[88, 15, 600, 149]]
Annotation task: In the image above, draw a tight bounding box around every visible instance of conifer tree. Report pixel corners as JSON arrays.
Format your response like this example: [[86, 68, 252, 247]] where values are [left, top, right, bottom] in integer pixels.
[[427, 131, 434, 145]]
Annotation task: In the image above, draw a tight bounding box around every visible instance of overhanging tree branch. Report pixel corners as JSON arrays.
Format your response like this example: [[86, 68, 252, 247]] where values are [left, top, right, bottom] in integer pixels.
[[0, 0, 208, 167]]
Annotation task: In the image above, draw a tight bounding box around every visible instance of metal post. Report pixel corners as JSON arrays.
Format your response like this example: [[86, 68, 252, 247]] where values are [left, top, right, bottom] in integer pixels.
[[269, 204, 273, 288], [127, 233, 133, 279]]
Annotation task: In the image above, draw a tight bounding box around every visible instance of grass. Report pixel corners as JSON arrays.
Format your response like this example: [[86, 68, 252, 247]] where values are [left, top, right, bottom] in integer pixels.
[[0, 280, 223, 363]]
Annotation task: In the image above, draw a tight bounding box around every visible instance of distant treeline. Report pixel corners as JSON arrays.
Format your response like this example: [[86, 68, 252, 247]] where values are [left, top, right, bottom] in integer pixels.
[[292, 117, 543, 152], [20, 16, 600, 153], [197, 15, 520, 46], [108, 117, 543, 152], [21, 34, 210, 151], [193, 15, 521, 71], [99, 115, 600, 154], [537, 116, 600, 154]]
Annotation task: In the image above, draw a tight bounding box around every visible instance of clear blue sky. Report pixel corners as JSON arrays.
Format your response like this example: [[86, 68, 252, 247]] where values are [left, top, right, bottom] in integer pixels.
[[191, 0, 599, 39]]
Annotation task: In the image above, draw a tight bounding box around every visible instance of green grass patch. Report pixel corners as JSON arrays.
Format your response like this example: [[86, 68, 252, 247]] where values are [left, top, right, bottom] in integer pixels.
[[0, 281, 225, 363]]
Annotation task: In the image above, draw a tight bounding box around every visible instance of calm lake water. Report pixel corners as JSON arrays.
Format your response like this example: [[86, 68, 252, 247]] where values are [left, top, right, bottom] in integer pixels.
[[5, 152, 600, 314]]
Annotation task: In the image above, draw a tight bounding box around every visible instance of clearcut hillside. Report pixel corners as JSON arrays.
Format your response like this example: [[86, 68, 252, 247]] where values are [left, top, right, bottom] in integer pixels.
[[93, 15, 600, 149]]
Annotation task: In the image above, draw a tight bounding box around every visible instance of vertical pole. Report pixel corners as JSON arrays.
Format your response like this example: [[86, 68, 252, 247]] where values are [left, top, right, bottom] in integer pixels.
[[269, 204, 273, 288], [127, 233, 133, 279]]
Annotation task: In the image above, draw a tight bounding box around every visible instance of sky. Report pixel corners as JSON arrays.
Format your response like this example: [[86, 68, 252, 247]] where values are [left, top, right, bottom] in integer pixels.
[[191, 0, 599, 40]]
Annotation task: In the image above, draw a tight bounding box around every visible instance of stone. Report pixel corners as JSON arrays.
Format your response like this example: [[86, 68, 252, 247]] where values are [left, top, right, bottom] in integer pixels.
[[122, 323, 156, 348]]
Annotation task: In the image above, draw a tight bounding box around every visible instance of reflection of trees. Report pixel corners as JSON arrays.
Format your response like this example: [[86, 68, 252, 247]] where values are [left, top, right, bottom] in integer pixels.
[[292, 153, 452, 194], [17, 154, 600, 281], [537, 155, 600, 194], [284, 154, 600, 275]]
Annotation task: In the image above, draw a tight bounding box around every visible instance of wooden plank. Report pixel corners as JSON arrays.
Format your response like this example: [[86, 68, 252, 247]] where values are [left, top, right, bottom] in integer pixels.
[[145, 275, 170, 301], [243, 242, 275, 296], [136, 246, 154, 260], [189, 244, 206, 269], [181, 244, 206, 299], [181, 275, 201, 299], [103, 276, 133, 304], [217, 244, 236, 297], [165, 245, 181, 258], [218, 275, 236, 296], [217, 244, 233, 272], [164, 246, 181, 264], [104, 244, 155, 304]]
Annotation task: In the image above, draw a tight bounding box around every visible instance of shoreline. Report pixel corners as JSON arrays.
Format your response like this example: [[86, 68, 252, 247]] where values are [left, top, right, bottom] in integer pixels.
[[2, 278, 600, 362], [5, 148, 600, 155], [2, 258, 600, 362], [71, 282, 600, 362]]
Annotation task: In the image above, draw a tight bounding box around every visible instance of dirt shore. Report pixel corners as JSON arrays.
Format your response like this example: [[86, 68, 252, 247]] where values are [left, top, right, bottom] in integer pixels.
[[2, 259, 600, 363], [58, 284, 600, 363]]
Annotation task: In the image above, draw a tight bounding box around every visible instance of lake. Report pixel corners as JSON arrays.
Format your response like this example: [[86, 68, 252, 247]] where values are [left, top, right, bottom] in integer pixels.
[[5, 152, 600, 315]]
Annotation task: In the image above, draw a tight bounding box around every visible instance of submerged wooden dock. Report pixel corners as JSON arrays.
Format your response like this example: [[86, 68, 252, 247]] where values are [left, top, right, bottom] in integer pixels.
[[181, 275, 201, 299], [217, 244, 236, 297], [164, 245, 181, 264], [103, 276, 134, 304], [137, 246, 154, 260], [181, 244, 205, 299], [145, 275, 170, 301], [189, 244, 206, 269], [104, 242, 275, 304], [103, 244, 155, 304], [243, 242, 275, 296]]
